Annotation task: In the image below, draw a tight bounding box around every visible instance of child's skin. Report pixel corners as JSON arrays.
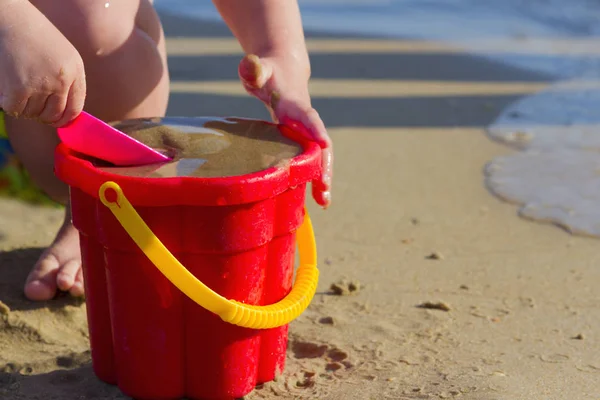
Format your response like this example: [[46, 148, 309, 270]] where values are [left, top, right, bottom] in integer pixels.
[[0, 0, 333, 301]]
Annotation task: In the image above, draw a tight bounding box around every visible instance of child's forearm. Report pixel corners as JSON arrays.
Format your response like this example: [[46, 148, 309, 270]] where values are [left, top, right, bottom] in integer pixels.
[[212, 0, 310, 74]]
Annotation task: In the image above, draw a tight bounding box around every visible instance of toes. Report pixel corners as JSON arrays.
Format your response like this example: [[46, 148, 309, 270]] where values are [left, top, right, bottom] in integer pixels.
[[57, 259, 82, 293], [24, 217, 83, 302], [24, 254, 59, 301], [69, 268, 85, 298], [24, 280, 57, 301]]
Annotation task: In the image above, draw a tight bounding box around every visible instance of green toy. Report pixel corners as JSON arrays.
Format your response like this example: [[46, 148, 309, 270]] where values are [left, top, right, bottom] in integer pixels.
[[0, 111, 60, 206]]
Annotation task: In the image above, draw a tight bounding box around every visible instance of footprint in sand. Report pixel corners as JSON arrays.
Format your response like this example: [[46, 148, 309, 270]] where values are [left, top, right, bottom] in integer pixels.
[[248, 338, 353, 399]]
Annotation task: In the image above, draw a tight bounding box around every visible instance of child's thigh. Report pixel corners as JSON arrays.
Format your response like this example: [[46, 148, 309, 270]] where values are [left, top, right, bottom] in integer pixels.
[[31, 0, 161, 56]]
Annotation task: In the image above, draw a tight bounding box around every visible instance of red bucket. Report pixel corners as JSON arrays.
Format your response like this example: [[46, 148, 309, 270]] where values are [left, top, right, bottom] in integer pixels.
[[54, 118, 322, 400]]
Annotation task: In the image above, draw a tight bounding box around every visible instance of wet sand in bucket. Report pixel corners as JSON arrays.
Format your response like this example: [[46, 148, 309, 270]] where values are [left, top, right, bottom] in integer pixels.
[[96, 117, 303, 178]]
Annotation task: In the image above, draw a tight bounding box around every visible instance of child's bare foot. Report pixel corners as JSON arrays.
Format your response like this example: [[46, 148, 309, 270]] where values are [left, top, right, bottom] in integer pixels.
[[24, 209, 84, 301], [6, 0, 169, 301]]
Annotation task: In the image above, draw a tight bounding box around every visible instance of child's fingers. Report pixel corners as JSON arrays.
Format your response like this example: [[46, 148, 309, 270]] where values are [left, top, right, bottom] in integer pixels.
[[299, 108, 334, 193], [0, 92, 28, 118], [20, 93, 49, 120], [52, 77, 86, 128], [39, 93, 68, 125], [312, 178, 331, 208], [277, 104, 333, 208], [279, 106, 333, 188], [276, 101, 330, 147], [320, 147, 333, 190], [299, 107, 331, 149]]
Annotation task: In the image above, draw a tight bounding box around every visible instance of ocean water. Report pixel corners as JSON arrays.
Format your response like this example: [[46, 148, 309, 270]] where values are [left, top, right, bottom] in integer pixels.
[[156, 0, 600, 237], [156, 0, 600, 39]]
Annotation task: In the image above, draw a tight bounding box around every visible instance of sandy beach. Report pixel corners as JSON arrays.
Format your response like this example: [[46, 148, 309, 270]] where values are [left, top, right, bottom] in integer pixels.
[[1, 11, 599, 400]]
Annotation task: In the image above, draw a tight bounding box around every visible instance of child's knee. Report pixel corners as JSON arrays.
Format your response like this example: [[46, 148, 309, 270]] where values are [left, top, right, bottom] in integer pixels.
[[31, 0, 162, 58]]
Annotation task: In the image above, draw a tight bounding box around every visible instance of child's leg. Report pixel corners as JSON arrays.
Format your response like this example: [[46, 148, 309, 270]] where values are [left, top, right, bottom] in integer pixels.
[[6, 0, 170, 301]]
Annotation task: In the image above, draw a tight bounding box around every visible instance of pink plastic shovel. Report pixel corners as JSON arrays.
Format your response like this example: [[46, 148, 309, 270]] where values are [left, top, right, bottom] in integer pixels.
[[57, 111, 171, 166]]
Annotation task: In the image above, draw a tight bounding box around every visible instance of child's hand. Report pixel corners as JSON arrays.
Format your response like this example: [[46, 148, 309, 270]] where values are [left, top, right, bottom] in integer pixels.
[[238, 54, 333, 208], [0, 1, 86, 127]]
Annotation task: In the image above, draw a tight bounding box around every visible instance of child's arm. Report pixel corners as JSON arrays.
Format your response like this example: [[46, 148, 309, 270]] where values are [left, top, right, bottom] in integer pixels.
[[212, 0, 333, 208], [212, 0, 309, 66]]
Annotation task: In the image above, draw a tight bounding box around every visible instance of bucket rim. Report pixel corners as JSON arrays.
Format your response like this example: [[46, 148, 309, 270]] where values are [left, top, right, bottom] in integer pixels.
[[54, 120, 322, 207]]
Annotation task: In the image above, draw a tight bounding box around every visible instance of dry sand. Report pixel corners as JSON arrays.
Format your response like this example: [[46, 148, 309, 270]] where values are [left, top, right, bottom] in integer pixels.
[[1, 12, 599, 400]]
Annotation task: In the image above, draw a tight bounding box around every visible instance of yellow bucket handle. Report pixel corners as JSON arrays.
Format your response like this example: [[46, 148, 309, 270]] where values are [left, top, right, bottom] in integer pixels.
[[98, 181, 319, 330]]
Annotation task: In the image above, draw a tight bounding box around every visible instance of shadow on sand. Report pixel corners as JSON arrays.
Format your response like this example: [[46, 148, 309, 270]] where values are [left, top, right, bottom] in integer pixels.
[[0, 362, 128, 400]]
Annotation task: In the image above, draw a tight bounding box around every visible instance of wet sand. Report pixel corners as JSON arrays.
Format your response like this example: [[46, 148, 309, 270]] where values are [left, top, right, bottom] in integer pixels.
[[103, 117, 302, 178], [1, 12, 599, 400]]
